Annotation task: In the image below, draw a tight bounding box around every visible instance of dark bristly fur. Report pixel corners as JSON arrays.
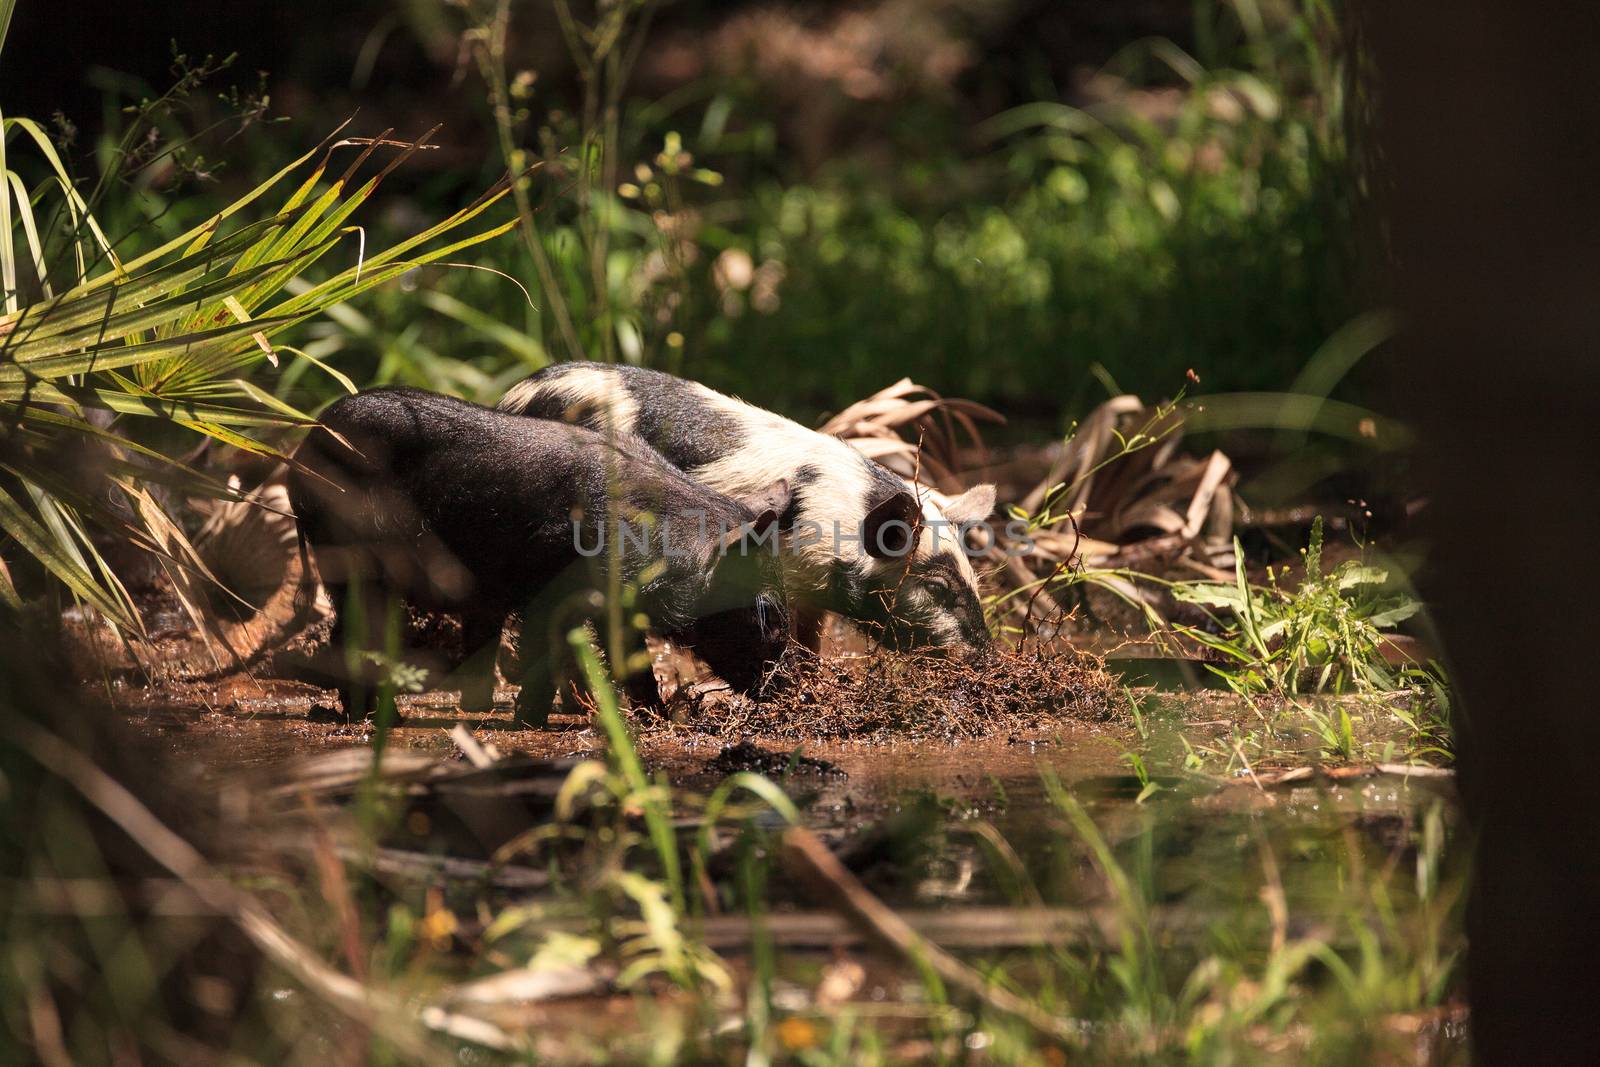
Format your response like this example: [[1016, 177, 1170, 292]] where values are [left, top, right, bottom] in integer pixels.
[[287, 388, 790, 725]]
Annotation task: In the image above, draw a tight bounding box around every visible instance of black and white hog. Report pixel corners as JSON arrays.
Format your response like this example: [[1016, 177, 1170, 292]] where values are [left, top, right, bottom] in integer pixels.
[[499, 363, 997, 655], [287, 387, 791, 725]]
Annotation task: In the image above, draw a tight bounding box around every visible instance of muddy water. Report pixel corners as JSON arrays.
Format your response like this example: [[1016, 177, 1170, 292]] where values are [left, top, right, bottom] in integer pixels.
[[696, 732, 1458, 919], [120, 677, 1458, 917]]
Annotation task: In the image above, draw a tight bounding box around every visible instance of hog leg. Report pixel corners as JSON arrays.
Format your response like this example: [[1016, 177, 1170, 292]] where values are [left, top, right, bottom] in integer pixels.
[[563, 616, 664, 712], [793, 603, 827, 654], [512, 570, 605, 726], [325, 574, 386, 719], [623, 655, 666, 711], [512, 586, 586, 728], [511, 609, 558, 728], [554, 618, 601, 715], [513, 580, 661, 724], [457, 608, 504, 713], [323, 580, 351, 712]]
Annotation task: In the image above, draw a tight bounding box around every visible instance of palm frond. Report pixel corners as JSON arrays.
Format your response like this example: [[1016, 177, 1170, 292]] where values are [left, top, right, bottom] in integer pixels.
[[1, 121, 522, 631]]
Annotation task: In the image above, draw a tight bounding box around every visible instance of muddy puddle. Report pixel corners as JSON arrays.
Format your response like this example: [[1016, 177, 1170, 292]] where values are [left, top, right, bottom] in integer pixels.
[[120, 676, 1457, 904], [107, 672, 1464, 1059]]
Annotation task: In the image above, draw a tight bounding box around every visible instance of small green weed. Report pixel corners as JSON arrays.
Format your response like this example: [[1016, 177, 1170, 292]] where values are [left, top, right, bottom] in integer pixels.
[[1172, 518, 1422, 696]]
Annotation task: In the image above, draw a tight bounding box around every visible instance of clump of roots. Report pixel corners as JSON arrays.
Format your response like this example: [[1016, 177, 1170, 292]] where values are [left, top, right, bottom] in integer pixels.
[[652, 644, 1123, 742]]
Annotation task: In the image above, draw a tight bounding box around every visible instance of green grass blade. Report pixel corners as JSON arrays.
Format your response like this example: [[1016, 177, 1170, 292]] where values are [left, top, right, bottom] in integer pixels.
[[2, 115, 122, 275], [0, 211, 317, 342], [11, 382, 306, 426], [47, 122, 351, 292], [0, 0, 15, 57], [2, 254, 324, 363], [0, 480, 133, 625], [275, 344, 358, 395], [4, 169, 51, 300], [0, 556, 20, 610], [570, 629, 685, 913], [420, 289, 549, 367], [0, 313, 301, 388], [170, 419, 284, 458], [0, 107, 17, 315], [1184, 392, 1413, 448]]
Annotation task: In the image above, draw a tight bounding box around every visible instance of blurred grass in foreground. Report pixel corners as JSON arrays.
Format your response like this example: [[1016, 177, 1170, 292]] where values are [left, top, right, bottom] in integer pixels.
[[2, 624, 1465, 1064]]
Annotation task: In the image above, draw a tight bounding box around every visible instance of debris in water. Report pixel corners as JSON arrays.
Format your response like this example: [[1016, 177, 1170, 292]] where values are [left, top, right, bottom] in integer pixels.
[[707, 741, 846, 777]]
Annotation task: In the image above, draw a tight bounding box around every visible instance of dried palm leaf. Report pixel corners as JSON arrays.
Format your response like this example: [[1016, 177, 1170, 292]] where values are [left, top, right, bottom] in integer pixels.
[[820, 378, 1002, 491], [996, 396, 1238, 637], [817, 380, 1239, 641], [189, 475, 328, 668]]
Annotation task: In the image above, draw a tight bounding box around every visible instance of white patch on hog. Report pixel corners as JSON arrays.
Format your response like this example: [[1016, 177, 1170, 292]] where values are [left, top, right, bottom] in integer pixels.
[[502, 370, 640, 437]]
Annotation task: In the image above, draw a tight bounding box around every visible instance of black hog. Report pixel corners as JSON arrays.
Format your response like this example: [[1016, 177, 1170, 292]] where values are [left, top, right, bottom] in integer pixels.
[[287, 388, 790, 725], [499, 363, 997, 655]]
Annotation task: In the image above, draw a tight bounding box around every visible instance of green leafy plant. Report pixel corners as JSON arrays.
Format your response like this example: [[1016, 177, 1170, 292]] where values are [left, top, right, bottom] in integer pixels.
[[1171, 517, 1421, 695], [671, 0, 1368, 410], [456, 0, 727, 373], [322, 0, 1371, 420]]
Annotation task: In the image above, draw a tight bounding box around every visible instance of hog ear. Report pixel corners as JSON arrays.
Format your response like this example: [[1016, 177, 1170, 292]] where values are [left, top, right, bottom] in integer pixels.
[[862, 490, 920, 559], [940, 484, 997, 525], [739, 478, 793, 530], [719, 505, 782, 555]]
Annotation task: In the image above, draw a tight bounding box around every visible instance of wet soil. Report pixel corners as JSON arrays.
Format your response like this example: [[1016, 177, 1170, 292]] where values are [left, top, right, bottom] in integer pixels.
[[116, 673, 1133, 818]]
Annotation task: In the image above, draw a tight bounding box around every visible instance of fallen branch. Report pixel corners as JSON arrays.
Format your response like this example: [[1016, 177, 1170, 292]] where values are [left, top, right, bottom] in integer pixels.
[[780, 826, 1082, 1047], [1208, 762, 1454, 788], [690, 906, 1209, 950]]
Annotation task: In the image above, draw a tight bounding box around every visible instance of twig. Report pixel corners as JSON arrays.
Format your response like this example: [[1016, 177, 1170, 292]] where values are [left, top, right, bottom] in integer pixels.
[[1020, 510, 1083, 649], [1232, 740, 1269, 795], [449, 723, 499, 768], [1204, 761, 1454, 788], [780, 827, 1082, 1047], [1255, 830, 1288, 957]]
